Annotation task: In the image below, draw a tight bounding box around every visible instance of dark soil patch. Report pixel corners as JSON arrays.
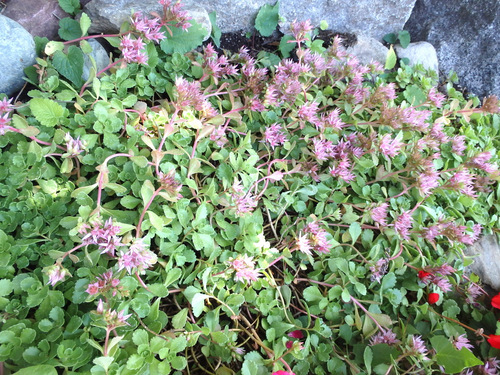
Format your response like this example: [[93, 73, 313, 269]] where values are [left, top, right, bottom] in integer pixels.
[[213, 29, 358, 58]]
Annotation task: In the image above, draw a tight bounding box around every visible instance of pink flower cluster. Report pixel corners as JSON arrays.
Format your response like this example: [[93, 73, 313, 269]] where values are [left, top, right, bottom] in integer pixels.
[[201, 44, 239, 82], [417, 264, 455, 293], [227, 254, 261, 284], [264, 123, 288, 149], [117, 239, 157, 275], [45, 263, 71, 286], [131, 12, 166, 43], [0, 97, 14, 135], [423, 220, 481, 245], [64, 133, 87, 156], [174, 77, 217, 117], [231, 181, 258, 216], [120, 35, 148, 64], [379, 134, 403, 158], [158, 170, 182, 199], [394, 210, 414, 240], [296, 221, 331, 255], [369, 329, 400, 346], [96, 299, 132, 329], [86, 270, 125, 297], [79, 217, 123, 256]]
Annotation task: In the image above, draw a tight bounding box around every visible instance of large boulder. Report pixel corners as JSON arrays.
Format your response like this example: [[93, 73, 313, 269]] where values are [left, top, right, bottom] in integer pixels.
[[277, 0, 416, 41], [84, 0, 416, 41], [0, 15, 36, 96], [404, 0, 500, 98], [84, 0, 211, 41], [2, 0, 68, 40]]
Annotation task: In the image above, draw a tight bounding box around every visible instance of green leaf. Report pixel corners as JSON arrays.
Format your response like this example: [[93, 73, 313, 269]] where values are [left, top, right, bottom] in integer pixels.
[[30, 98, 66, 127], [52, 45, 84, 87], [160, 21, 207, 54], [303, 286, 323, 302], [255, 1, 280, 37], [403, 84, 427, 106], [93, 357, 114, 372], [348, 222, 361, 243], [58, 17, 82, 41], [208, 12, 221, 47], [58, 0, 80, 15], [0, 279, 13, 297], [132, 329, 149, 346], [171, 356, 187, 370], [13, 365, 57, 375], [172, 308, 188, 329], [398, 30, 411, 48], [364, 346, 373, 375], [79, 13, 91, 36], [431, 336, 482, 373], [385, 45, 397, 70], [191, 293, 208, 317], [126, 354, 144, 370], [383, 33, 397, 44]]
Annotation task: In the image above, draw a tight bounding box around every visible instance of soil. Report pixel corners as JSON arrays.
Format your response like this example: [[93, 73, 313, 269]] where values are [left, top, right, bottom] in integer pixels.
[[214, 29, 358, 58]]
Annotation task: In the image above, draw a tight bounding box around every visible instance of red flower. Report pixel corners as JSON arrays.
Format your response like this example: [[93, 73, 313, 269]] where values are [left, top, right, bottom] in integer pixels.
[[418, 270, 432, 280], [428, 292, 440, 304], [488, 335, 500, 349], [286, 341, 293, 349], [272, 371, 296, 375], [492, 293, 500, 309], [287, 330, 304, 339]]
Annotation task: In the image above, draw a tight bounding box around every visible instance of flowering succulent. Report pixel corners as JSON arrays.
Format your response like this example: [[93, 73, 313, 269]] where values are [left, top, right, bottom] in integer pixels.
[[1, 2, 500, 374]]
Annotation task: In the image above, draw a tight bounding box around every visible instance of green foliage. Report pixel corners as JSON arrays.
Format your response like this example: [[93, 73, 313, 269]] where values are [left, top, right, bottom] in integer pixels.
[[160, 20, 207, 54], [58, 0, 81, 16], [383, 30, 411, 48], [1, 2, 499, 374], [254, 1, 280, 37]]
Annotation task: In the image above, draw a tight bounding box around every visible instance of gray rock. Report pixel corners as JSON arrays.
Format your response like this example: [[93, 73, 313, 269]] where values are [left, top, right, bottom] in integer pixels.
[[466, 235, 500, 290], [85, 0, 416, 41], [278, 0, 416, 41], [82, 39, 110, 82], [2, 0, 68, 40], [84, 0, 211, 41], [0, 15, 36, 96], [404, 0, 500, 98], [395, 41, 438, 75], [346, 35, 388, 66]]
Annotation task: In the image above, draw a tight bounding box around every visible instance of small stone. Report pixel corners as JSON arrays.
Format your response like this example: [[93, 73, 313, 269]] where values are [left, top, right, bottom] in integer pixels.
[[395, 41, 439, 75], [346, 35, 388, 66], [0, 15, 36, 96], [82, 39, 110, 82]]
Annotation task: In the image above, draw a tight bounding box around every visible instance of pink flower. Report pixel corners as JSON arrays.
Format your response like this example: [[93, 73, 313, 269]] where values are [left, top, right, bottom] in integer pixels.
[[427, 87, 446, 107], [370, 203, 389, 226], [81, 217, 123, 256], [451, 135, 466, 155], [64, 133, 87, 156], [272, 371, 296, 375], [409, 335, 429, 360], [452, 334, 474, 351], [227, 255, 261, 284], [117, 239, 157, 275], [45, 263, 70, 286], [379, 134, 403, 157], [394, 211, 413, 240], [370, 258, 389, 283], [231, 181, 258, 216], [369, 329, 400, 346], [303, 222, 331, 253], [0, 97, 14, 113], [264, 123, 288, 149], [131, 12, 165, 42]]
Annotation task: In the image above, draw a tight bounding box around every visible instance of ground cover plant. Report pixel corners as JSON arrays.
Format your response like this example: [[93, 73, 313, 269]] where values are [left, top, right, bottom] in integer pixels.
[[1, 0, 500, 374]]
